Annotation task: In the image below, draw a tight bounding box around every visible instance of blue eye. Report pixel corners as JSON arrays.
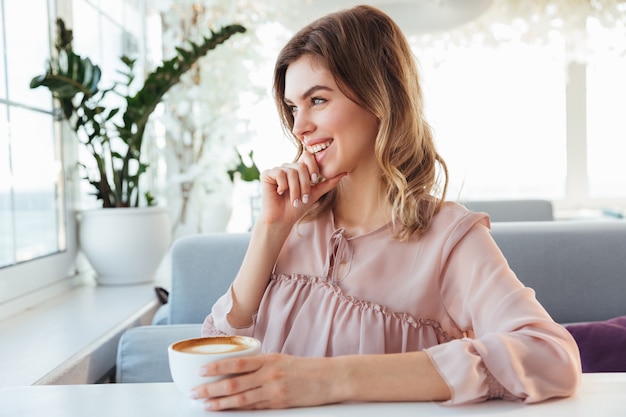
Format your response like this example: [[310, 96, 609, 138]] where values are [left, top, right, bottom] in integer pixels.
[[312, 97, 326, 105]]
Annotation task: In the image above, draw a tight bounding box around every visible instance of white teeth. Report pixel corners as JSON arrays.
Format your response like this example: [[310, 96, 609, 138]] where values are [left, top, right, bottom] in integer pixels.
[[307, 141, 331, 154]]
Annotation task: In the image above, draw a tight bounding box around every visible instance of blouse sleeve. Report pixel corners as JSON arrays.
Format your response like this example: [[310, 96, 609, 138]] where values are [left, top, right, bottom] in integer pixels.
[[201, 286, 257, 338], [424, 220, 581, 405]]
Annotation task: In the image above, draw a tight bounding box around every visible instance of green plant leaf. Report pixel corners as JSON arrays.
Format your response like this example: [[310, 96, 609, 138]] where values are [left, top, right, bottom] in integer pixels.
[[228, 149, 260, 182], [30, 17, 246, 208]]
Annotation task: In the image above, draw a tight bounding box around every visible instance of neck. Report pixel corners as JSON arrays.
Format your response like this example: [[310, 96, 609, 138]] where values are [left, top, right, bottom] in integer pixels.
[[333, 175, 391, 236]]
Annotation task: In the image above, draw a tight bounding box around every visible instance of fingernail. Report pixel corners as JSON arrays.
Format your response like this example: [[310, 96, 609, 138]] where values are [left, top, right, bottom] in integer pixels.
[[293, 199, 299, 208], [302, 194, 309, 204], [203, 402, 212, 410], [311, 173, 319, 184], [189, 390, 198, 399]]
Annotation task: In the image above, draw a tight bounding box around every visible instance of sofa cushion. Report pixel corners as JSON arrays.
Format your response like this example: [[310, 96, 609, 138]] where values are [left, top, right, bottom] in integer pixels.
[[565, 315, 626, 373], [116, 324, 202, 383]]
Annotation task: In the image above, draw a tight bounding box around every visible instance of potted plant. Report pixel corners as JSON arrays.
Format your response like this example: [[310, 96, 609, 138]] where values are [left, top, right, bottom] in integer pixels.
[[30, 18, 246, 284]]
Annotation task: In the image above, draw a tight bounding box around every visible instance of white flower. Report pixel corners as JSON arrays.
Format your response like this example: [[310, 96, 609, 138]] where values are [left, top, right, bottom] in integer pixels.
[[152, 0, 290, 232]]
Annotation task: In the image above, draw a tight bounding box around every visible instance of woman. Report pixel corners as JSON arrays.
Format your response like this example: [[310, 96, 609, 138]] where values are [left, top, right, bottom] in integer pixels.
[[194, 5, 581, 411]]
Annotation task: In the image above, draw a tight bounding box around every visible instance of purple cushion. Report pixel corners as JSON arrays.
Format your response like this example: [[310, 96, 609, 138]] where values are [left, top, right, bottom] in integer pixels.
[[565, 315, 626, 372]]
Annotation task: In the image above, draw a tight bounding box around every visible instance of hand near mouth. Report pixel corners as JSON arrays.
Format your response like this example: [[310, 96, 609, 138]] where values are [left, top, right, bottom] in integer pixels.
[[258, 151, 345, 226]]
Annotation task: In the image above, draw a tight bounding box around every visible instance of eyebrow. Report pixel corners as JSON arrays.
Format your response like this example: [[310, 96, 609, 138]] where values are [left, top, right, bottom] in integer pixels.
[[284, 85, 333, 104]]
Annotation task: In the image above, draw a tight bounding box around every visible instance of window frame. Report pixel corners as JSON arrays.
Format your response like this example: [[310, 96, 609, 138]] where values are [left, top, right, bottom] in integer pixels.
[[0, 0, 81, 305]]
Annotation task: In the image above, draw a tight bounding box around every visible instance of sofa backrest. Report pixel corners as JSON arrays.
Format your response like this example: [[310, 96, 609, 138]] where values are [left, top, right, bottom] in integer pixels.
[[168, 233, 250, 324], [461, 199, 554, 222], [490, 220, 626, 323], [168, 220, 626, 325]]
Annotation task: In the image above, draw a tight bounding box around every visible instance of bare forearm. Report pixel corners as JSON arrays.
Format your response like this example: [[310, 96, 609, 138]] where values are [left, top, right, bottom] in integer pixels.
[[329, 352, 451, 403], [194, 351, 451, 410], [227, 220, 292, 328]]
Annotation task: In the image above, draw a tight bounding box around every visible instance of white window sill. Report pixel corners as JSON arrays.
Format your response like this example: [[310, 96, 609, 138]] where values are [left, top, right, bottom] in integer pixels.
[[0, 275, 160, 387]]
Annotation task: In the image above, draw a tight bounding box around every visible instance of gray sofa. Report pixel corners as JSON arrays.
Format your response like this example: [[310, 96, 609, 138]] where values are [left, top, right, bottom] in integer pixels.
[[460, 199, 554, 222], [115, 220, 626, 383]]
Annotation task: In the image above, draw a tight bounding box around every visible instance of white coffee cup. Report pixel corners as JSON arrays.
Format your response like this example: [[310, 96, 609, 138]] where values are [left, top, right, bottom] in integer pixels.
[[168, 335, 262, 396]]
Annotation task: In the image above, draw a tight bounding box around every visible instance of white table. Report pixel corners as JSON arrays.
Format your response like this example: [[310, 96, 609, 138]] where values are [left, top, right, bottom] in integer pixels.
[[1, 373, 624, 417]]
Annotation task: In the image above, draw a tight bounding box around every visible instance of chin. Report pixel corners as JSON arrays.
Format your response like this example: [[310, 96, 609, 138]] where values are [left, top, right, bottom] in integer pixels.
[[319, 168, 334, 181]]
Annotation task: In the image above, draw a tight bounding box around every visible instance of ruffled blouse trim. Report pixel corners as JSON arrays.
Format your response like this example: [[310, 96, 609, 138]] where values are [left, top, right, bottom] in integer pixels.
[[252, 273, 454, 356], [275, 273, 452, 340]]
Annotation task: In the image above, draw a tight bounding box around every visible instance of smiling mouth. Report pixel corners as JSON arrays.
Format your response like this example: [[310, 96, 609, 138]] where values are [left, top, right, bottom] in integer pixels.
[[306, 140, 332, 154]]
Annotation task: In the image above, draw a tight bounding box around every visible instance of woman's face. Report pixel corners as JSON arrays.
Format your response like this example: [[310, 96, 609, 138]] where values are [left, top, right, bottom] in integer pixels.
[[284, 55, 380, 181]]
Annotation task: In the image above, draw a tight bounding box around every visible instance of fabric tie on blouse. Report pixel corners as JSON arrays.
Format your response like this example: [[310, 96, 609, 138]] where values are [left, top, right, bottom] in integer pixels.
[[324, 227, 353, 282]]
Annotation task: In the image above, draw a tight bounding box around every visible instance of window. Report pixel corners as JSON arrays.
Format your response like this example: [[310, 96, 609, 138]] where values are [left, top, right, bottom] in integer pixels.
[[587, 54, 626, 201], [0, 0, 150, 305], [418, 41, 567, 202], [411, 7, 626, 214], [0, 0, 76, 304]]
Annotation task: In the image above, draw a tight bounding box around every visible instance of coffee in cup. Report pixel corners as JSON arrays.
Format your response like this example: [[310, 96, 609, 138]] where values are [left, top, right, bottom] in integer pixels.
[[168, 335, 262, 397]]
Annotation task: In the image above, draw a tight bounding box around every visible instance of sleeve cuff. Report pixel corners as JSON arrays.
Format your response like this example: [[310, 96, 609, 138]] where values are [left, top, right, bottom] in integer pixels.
[[201, 286, 256, 338], [425, 339, 509, 405]]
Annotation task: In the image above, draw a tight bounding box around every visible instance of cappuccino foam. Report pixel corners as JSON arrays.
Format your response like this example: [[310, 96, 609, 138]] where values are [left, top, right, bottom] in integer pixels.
[[173, 336, 252, 354], [183, 343, 248, 354]]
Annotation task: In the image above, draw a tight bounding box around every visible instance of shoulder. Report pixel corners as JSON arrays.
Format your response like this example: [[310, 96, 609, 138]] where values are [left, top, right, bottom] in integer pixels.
[[435, 201, 489, 226], [419, 201, 491, 247]]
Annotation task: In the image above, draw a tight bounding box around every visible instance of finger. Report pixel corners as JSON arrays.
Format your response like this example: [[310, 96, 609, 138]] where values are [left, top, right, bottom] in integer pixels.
[[297, 151, 321, 185], [203, 389, 270, 411], [261, 168, 289, 196], [294, 163, 313, 205], [310, 172, 346, 201], [199, 375, 267, 411], [191, 358, 258, 401], [283, 166, 303, 208], [200, 355, 261, 377], [194, 370, 256, 399], [277, 162, 313, 207]]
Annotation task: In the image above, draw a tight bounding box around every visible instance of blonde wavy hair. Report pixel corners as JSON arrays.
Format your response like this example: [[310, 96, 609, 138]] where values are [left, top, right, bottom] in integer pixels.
[[273, 5, 448, 241]]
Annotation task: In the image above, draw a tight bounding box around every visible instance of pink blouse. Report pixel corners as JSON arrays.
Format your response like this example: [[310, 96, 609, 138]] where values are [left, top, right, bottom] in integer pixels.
[[202, 202, 581, 404]]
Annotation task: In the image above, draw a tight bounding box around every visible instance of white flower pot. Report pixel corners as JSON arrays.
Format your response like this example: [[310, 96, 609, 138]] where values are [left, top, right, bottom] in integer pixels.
[[78, 207, 172, 285]]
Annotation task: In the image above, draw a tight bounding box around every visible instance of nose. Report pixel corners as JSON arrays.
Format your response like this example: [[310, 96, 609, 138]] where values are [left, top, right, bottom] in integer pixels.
[[291, 109, 314, 139]]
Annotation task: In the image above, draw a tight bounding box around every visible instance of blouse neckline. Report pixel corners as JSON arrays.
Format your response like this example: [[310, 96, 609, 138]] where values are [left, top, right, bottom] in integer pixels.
[[328, 209, 393, 240]]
